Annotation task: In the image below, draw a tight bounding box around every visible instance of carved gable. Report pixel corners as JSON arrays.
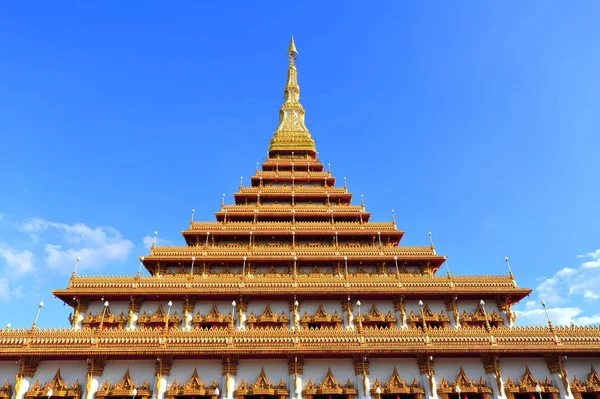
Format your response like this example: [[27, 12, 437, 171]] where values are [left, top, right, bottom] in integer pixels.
[[504, 366, 558, 399], [0, 381, 12, 399], [25, 369, 82, 399], [166, 368, 218, 398], [137, 304, 181, 328], [234, 368, 288, 397], [300, 305, 343, 329], [81, 307, 127, 329], [95, 368, 152, 399], [303, 368, 357, 397], [572, 366, 600, 394], [371, 367, 423, 395]]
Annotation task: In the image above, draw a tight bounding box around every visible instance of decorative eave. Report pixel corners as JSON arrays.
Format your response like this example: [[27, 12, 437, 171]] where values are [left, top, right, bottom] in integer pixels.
[[54, 274, 529, 304], [186, 220, 398, 231], [2, 325, 599, 357], [146, 244, 438, 258], [262, 158, 323, 171], [251, 170, 332, 180], [237, 187, 348, 195], [217, 205, 371, 217]]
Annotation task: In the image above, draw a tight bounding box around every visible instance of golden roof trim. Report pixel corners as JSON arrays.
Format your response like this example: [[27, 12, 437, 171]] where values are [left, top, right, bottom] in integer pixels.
[[2, 325, 600, 356]]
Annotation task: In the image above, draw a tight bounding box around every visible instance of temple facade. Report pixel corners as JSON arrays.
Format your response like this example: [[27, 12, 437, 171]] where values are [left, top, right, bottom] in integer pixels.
[[1, 37, 599, 399]]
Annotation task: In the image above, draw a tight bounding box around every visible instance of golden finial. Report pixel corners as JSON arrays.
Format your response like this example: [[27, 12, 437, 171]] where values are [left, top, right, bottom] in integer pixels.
[[288, 36, 298, 60], [269, 37, 316, 155]]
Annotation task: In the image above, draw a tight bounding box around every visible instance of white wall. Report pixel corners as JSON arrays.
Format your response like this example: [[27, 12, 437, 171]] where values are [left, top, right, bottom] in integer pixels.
[[0, 361, 16, 383]]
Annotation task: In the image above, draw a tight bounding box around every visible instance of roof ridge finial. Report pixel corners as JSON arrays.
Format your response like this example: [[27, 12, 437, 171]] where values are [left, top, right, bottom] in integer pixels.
[[269, 36, 316, 156], [288, 35, 298, 60]]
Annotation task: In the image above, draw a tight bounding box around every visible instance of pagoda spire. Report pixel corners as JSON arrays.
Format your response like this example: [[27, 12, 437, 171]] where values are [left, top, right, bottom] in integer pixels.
[[269, 36, 316, 156]]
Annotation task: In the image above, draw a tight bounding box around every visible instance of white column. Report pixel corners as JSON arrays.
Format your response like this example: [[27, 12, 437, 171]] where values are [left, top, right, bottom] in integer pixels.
[[239, 311, 247, 330], [84, 377, 100, 399], [420, 374, 438, 399], [484, 374, 506, 399], [549, 374, 573, 399], [290, 373, 303, 399], [73, 313, 84, 330], [184, 311, 192, 330], [14, 378, 33, 399], [156, 375, 168, 399]]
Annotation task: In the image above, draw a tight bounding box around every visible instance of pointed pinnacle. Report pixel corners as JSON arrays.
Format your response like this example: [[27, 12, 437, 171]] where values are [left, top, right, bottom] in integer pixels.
[[288, 36, 298, 59]]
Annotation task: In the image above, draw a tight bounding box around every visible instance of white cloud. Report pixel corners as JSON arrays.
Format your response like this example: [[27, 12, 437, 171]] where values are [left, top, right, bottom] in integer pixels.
[[515, 249, 600, 326], [19, 218, 134, 271], [0, 244, 35, 275], [142, 235, 172, 250], [581, 249, 600, 268]]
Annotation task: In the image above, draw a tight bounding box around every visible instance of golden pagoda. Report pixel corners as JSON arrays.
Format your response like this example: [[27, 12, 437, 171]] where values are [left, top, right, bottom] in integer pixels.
[[2, 37, 600, 399]]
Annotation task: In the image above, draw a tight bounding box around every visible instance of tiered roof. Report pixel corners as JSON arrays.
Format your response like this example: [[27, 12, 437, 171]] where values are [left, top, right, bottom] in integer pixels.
[[50, 37, 530, 307]]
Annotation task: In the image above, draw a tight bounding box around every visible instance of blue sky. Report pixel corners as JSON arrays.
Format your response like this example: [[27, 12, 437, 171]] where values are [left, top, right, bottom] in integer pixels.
[[1, 2, 599, 328]]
